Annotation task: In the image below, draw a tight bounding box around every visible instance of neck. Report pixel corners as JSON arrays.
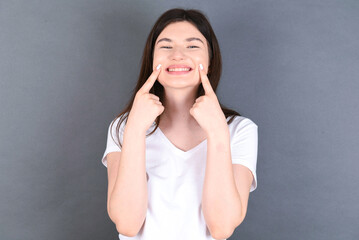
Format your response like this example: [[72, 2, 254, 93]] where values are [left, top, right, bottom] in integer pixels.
[[160, 87, 199, 128]]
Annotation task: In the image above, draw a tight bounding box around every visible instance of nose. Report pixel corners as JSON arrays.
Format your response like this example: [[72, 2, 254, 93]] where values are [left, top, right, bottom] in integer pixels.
[[169, 47, 186, 61]]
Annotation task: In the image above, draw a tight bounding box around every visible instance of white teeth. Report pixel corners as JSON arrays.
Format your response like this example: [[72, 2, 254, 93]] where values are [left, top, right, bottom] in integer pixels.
[[168, 68, 191, 72]]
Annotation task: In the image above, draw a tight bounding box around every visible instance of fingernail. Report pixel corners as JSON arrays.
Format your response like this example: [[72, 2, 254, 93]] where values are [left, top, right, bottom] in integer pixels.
[[156, 64, 161, 70], [199, 64, 203, 70]]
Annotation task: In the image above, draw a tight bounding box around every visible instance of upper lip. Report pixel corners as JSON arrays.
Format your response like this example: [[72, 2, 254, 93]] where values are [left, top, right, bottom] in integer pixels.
[[166, 64, 192, 70]]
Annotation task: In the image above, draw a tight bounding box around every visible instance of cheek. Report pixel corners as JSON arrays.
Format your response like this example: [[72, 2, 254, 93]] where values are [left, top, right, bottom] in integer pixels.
[[193, 56, 209, 74], [194, 51, 209, 66], [152, 52, 166, 71], [158, 71, 165, 83]]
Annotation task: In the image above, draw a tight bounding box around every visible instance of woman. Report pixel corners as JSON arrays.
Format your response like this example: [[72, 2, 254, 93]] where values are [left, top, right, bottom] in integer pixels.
[[101, 8, 258, 240]]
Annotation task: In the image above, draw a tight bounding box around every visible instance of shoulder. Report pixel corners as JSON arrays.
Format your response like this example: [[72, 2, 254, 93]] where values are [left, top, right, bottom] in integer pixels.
[[226, 115, 258, 143], [227, 115, 258, 132]]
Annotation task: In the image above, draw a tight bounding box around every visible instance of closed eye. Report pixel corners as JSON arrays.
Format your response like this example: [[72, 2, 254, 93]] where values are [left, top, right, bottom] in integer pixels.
[[159, 46, 200, 49]]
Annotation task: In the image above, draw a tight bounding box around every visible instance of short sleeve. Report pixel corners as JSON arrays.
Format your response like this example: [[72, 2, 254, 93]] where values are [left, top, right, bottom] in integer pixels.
[[230, 117, 258, 192], [101, 116, 126, 168]]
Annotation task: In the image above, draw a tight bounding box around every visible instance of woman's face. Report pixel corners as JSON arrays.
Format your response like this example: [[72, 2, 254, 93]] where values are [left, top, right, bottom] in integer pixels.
[[153, 21, 210, 88]]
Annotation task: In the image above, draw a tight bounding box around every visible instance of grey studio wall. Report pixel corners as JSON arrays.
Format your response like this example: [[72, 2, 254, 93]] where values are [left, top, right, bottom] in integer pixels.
[[0, 0, 358, 240]]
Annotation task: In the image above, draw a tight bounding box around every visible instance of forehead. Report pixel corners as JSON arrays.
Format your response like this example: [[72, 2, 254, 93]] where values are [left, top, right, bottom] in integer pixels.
[[157, 21, 205, 41]]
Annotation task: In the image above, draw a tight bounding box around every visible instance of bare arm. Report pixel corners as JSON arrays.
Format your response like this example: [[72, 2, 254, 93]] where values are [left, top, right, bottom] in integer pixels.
[[202, 124, 255, 239], [106, 64, 163, 237], [202, 127, 243, 239], [107, 123, 148, 237]]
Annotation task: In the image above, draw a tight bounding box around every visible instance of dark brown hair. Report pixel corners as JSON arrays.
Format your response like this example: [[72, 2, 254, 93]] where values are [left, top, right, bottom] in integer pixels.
[[111, 8, 241, 148]]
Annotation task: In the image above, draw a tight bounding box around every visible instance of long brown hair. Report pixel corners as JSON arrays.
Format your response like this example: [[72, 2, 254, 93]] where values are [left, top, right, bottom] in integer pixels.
[[111, 8, 241, 148]]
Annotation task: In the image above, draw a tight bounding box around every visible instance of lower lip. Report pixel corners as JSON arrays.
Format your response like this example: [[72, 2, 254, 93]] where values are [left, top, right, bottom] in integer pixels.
[[166, 69, 193, 75]]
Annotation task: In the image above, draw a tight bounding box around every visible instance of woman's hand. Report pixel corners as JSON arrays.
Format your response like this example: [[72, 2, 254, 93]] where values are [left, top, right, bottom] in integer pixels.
[[128, 64, 164, 133], [190, 63, 228, 137]]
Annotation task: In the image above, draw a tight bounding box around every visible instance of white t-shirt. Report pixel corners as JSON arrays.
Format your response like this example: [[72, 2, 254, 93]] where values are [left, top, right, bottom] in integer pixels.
[[101, 113, 258, 240]]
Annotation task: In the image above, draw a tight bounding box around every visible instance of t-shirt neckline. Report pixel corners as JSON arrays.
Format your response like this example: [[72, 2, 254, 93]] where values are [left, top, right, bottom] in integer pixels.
[[156, 126, 207, 157]]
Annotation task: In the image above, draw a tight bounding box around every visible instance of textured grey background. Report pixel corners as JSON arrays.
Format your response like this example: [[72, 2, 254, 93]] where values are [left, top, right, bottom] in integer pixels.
[[1, 0, 358, 239]]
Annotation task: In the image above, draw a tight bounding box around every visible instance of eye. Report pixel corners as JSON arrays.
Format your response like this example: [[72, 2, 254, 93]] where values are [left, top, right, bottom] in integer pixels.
[[188, 46, 199, 49], [160, 46, 172, 49]]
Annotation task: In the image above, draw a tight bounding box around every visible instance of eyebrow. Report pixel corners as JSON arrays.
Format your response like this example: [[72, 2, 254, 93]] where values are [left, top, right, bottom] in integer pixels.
[[156, 37, 204, 45]]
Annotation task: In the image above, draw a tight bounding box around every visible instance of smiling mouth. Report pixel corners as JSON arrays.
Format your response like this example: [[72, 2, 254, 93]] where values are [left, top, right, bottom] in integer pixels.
[[166, 67, 193, 75]]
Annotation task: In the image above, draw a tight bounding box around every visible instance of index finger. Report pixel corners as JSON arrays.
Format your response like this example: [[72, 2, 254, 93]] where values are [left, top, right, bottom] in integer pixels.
[[139, 64, 162, 93], [199, 63, 215, 95]]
